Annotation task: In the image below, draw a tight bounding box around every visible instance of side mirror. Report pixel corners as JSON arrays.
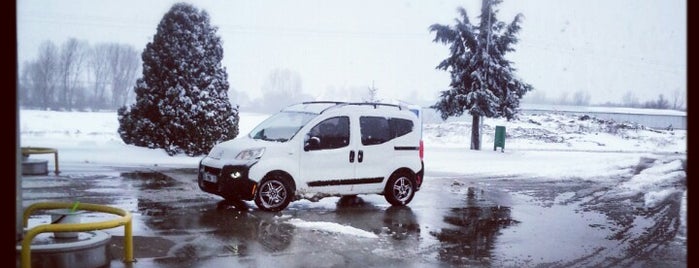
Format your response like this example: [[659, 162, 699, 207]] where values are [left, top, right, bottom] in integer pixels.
[[304, 136, 321, 151]]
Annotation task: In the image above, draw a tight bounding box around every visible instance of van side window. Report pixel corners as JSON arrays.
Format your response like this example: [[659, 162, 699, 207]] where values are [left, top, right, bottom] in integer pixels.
[[390, 118, 413, 138], [305, 116, 350, 150], [360, 117, 391, 145]]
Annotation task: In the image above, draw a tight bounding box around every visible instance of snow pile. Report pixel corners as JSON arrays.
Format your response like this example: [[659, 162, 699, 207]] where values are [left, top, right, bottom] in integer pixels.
[[287, 218, 378, 238], [619, 159, 686, 208]]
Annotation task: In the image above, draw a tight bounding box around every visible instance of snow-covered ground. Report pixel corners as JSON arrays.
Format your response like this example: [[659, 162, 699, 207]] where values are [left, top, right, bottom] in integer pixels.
[[18, 108, 687, 240]]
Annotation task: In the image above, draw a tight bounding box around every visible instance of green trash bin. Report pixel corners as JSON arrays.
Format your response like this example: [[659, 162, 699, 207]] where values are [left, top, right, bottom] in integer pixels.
[[494, 126, 505, 152]]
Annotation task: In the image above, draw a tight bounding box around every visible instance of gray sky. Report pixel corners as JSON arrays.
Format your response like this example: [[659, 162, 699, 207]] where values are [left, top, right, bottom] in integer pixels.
[[17, 0, 686, 106]]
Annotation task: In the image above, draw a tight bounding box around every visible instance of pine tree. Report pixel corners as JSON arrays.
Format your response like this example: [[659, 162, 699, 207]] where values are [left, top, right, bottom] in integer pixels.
[[430, 0, 532, 150], [118, 2, 239, 156]]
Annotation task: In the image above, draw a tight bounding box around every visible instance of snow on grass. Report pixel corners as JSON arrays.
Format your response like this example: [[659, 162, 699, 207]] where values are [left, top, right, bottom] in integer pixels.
[[19, 109, 269, 167], [425, 148, 644, 180], [287, 218, 378, 238], [424, 112, 686, 153]]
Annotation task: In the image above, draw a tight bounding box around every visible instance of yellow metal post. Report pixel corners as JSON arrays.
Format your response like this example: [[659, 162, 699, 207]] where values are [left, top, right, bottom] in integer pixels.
[[20, 147, 60, 175], [124, 220, 134, 262], [20, 202, 135, 267]]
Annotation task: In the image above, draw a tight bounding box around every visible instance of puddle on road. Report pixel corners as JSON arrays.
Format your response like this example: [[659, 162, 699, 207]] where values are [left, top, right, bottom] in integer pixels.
[[139, 200, 298, 262], [22, 170, 684, 266], [436, 181, 681, 267], [419, 182, 636, 267], [430, 206, 519, 266], [121, 171, 179, 190], [491, 192, 617, 267]]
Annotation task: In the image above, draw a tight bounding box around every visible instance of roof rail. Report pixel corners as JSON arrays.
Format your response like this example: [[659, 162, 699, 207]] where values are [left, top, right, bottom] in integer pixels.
[[313, 102, 406, 114], [346, 102, 403, 110], [292, 101, 408, 114], [301, 101, 347, 105]]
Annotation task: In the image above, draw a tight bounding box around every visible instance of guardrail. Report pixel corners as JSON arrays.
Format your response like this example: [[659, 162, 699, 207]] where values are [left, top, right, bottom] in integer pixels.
[[21, 147, 60, 175], [20, 202, 134, 268]]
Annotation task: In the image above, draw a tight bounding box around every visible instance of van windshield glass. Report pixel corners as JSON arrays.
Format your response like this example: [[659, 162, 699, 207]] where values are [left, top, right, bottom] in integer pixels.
[[249, 112, 317, 142]]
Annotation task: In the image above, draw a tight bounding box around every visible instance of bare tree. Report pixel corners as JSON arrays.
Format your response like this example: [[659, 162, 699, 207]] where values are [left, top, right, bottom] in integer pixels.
[[622, 91, 639, 108], [88, 44, 112, 109], [572, 90, 590, 106], [58, 38, 88, 110], [643, 94, 670, 109], [108, 44, 140, 108], [18, 40, 140, 111], [557, 91, 569, 105], [671, 88, 684, 110], [655, 94, 670, 109], [34, 41, 60, 110], [522, 90, 548, 104], [253, 68, 311, 113], [19, 61, 35, 107]]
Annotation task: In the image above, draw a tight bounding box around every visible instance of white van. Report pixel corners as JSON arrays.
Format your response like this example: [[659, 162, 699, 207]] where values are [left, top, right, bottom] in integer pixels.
[[198, 101, 424, 211]]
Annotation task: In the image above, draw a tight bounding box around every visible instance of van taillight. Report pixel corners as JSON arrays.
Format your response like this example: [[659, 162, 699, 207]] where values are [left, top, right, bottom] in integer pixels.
[[419, 140, 424, 160]]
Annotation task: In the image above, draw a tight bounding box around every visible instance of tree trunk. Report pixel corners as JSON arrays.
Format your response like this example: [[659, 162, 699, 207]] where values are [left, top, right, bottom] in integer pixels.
[[471, 114, 481, 150]]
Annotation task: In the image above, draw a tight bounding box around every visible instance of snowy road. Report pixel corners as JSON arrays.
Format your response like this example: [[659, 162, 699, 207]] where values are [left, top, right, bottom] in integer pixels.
[[20, 152, 686, 267]]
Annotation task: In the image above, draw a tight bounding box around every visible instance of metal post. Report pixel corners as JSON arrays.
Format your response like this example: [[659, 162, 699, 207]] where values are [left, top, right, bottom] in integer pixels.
[[54, 151, 60, 175], [124, 220, 134, 263]]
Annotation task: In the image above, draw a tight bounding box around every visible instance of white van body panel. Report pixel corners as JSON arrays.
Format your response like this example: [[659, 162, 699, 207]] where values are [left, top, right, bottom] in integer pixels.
[[198, 102, 424, 209]]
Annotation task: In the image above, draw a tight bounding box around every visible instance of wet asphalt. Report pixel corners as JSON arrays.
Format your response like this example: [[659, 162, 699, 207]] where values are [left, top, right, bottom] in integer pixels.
[[19, 159, 686, 267]]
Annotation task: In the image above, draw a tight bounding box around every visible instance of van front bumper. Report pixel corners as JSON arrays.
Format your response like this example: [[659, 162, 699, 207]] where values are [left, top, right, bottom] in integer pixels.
[[198, 160, 258, 201]]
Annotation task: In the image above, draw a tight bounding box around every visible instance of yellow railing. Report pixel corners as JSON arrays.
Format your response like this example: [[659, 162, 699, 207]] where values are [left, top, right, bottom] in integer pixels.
[[21, 147, 60, 175], [20, 202, 135, 268]]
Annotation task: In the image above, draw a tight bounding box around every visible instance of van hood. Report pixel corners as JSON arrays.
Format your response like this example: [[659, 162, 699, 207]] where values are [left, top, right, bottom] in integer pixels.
[[207, 136, 253, 160], [207, 135, 281, 160]]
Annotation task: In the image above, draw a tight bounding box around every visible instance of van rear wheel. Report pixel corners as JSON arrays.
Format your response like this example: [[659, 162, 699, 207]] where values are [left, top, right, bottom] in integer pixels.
[[255, 175, 293, 212], [384, 172, 416, 206]]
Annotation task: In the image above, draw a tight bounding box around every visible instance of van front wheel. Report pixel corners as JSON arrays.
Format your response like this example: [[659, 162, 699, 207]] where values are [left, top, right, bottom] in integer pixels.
[[384, 172, 416, 206], [255, 175, 293, 212]]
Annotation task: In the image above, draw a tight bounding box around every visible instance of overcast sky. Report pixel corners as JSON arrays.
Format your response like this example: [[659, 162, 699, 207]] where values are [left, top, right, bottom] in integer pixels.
[[17, 0, 686, 106]]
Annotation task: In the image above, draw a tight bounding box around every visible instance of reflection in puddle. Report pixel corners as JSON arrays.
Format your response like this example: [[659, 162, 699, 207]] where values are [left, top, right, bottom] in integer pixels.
[[141, 199, 296, 265], [121, 172, 178, 190], [334, 195, 420, 241], [383, 206, 420, 241], [431, 187, 519, 266], [492, 191, 616, 267]]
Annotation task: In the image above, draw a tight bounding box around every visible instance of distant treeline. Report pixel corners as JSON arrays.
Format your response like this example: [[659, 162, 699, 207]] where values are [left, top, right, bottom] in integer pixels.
[[523, 89, 685, 111], [18, 38, 141, 111]]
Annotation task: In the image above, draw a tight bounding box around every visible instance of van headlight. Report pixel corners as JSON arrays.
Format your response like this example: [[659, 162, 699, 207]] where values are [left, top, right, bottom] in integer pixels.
[[235, 148, 265, 160]]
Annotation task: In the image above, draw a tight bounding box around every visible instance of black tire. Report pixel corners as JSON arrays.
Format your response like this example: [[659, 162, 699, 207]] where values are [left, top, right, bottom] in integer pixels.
[[384, 171, 416, 206], [254, 174, 293, 212]]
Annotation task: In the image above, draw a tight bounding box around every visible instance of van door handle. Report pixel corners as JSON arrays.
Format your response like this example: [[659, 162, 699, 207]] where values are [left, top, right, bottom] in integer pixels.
[[358, 150, 363, 163], [349, 150, 355, 163]]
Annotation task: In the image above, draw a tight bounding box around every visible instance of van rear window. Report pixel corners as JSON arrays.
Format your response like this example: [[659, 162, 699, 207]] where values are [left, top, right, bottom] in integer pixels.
[[360, 117, 414, 146], [390, 118, 413, 138]]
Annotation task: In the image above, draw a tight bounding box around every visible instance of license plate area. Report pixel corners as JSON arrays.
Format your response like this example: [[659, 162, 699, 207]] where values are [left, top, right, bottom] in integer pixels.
[[203, 172, 218, 183]]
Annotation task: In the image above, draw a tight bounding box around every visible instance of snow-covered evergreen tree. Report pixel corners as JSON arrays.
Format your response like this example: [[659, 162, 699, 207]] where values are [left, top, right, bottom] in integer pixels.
[[118, 2, 239, 156], [430, 0, 532, 150]]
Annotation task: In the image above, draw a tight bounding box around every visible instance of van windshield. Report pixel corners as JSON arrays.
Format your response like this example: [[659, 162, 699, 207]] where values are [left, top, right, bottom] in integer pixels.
[[249, 112, 317, 142]]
